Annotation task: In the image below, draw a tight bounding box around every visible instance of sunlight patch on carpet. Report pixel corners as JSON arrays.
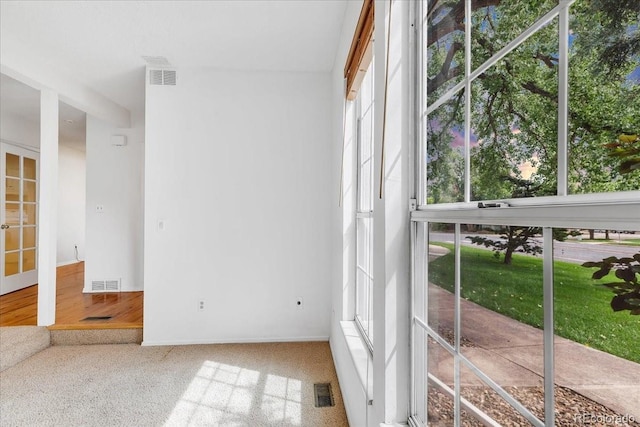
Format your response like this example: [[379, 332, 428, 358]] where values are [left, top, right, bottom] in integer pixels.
[[164, 360, 302, 426], [261, 374, 302, 424]]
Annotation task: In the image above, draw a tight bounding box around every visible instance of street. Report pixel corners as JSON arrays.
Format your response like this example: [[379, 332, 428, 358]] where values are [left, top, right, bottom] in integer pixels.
[[429, 231, 639, 264]]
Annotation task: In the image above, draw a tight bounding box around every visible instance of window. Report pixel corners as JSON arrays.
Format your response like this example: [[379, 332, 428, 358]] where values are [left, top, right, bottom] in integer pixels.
[[411, 1, 640, 426], [356, 65, 375, 350]]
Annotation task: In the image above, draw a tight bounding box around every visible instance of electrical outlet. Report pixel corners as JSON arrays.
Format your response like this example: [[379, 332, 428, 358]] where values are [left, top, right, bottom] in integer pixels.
[[198, 300, 205, 312], [296, 297, 304, 309], [96, 205, 104, 213]]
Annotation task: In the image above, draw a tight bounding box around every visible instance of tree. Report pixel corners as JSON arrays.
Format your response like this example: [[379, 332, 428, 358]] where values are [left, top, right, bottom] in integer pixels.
[[425, 0, 640, 201], [466, 176, 578, 265], [468, 226, 577, 265], [582, 253, 640, 315]]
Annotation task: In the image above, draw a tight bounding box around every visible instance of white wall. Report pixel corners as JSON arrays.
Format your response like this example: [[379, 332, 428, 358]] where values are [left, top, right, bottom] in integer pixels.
[[57, 145, 86, 265], [144, 68, 333, 345], [0, 110, 39, 148], [85, 113, 144, 292], [330, 1, 412, 426]]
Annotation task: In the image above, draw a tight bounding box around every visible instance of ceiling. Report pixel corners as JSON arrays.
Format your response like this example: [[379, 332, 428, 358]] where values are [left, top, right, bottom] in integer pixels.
[[0, 0, 348, 127], [0, 73, 87, 151]]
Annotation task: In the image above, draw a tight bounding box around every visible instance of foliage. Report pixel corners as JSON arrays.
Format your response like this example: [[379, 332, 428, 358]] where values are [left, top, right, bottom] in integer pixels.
[[467, 226, 578, 265], [605, 133, 640, 174], [425, 0, 640, 201], [466, 176, 578, 264], [582, 253, 640, 315], [429, 242, 640, 363]]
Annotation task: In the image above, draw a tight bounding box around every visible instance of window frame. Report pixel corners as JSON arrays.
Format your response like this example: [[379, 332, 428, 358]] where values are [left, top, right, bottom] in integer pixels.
[[410, 0, 640, 425], [355, 64, 375, 353]]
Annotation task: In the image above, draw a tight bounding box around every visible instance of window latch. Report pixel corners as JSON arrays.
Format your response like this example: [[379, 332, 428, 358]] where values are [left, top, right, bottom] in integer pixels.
[[478, 202, 510, 208]]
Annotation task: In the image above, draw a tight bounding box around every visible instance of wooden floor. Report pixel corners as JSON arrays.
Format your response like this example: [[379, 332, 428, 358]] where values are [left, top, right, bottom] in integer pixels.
[[0, 262, 143, 329]]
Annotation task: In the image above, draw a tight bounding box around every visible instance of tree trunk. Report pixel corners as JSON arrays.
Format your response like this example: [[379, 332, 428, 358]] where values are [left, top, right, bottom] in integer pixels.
[[588, 229, 595, 240], [605, 230, 610, 240], [503, 247, 514, 265]]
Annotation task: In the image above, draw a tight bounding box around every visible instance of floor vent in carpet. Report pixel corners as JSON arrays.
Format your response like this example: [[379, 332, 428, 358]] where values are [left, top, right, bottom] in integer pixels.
[[314, 383, 335, 407], [81, 316, 113, 321]]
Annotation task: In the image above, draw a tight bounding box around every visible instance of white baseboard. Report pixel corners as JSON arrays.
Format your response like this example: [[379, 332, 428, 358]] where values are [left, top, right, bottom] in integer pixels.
[[82, 288, 141, 294], [56, 260, 82, 267], [141, 335, 330, 347]]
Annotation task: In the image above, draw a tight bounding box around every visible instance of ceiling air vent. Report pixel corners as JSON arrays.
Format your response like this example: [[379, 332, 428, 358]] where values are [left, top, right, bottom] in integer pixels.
[[163, 70, 176, 85], [149, 69, 177, 86], [150, 69, 163, 85]]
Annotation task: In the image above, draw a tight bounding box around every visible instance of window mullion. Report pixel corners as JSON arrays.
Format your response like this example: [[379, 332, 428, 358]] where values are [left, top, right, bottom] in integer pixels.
[[454, 223, 462, 426], [543, 227, 555, 426], [557, 2, 570, 196], [464, 0, 472, 204]]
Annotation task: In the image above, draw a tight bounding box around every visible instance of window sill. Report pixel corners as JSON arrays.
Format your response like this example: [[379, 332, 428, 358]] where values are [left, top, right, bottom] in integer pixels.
[[340, 320, 373, 397]]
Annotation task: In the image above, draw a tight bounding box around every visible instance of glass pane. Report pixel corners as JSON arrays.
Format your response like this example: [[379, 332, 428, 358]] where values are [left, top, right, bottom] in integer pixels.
[[23, 157, 36, 180], [6, 153, 19, 177], [471, 0, 558, 69], [5, 251, 19, 276], [567, 3, 640, 194], [427, 97, 466, 204], [554, 228, 640, 423], [356, 216, 373, 344], [426, 340, 454, 425], [23, 226, 36, 249], [460, 223, 544, 418], [6, 178, 20, 202], [414, 222, 429, 424], [426, 2, 465, 105], [23, 204, 36, 225], [460, 363, 537, 425], [471, 18, 559, 201], [23, 181, 36, 202], [5, 227, 20, 251], [358, 67, 374, 212], [22, 249, 36, 272], [428, 223, 455, 338], [5, 203, 20, 225]]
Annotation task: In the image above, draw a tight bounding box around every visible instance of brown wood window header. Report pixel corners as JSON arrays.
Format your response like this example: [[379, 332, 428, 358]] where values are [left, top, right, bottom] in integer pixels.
[[344, 0, 374, 100]]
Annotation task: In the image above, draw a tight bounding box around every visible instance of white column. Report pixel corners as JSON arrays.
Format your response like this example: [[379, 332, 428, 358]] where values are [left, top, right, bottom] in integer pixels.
[[37, 89, 58, 326]]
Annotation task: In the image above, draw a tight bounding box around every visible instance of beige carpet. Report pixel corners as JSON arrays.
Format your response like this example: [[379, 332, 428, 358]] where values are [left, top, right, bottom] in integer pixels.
[[0, 326, 50, 372], [0, 341, 349, 426]]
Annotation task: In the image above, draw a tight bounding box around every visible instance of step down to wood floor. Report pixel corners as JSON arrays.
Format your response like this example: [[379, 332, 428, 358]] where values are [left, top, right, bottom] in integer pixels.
[[50, 328, 142, 346], [0, 326, 50, 372]]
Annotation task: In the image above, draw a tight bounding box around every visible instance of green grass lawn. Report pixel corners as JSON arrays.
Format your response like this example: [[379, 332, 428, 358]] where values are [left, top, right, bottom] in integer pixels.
[[605, 238, 640, 246], [429, 243, 640, 363], [568, 238, 640, 247]]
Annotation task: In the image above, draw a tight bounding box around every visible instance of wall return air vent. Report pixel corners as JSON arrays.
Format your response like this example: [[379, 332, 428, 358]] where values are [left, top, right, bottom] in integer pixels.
[[150, 69, 177, 86], [91, 279, 121, 292]]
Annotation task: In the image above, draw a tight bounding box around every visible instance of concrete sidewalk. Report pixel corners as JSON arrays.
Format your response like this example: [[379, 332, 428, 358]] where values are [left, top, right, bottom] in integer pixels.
[[428, 283, 640, 420]]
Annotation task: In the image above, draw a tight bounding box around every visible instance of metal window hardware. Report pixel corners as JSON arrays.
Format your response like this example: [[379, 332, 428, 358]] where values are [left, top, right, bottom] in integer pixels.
[[477, 202, 510, 208]]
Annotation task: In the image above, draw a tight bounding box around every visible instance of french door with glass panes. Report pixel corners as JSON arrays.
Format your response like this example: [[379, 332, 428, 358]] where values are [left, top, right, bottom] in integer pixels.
[[1, 143, 39, 295]]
